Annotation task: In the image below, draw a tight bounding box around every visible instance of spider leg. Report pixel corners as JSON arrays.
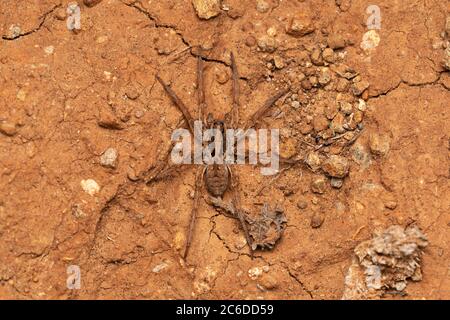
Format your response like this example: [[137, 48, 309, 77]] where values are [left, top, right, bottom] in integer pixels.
[[230, 52, 240, 128], [197, 56, 207, 123], [156, 75, 195, 134], [245, 87, 290, 130], [145, 115, 194, 184], [228, 165, 254, 258], [183, 166, 206, 259], [146, 140, 191, 184]]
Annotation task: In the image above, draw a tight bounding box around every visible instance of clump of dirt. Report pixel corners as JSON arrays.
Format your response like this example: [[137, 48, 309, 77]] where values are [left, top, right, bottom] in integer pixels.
[[207, 197, 287, 251], [342, 225, 428, 300], [247, 203, 287, 251]]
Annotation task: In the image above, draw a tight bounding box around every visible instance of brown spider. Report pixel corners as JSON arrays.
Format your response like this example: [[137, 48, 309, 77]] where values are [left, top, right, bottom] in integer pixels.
[[147, 52, 289, 259]]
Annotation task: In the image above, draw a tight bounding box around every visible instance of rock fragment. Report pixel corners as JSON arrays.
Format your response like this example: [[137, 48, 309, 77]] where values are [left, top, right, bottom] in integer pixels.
[[330, 178, 344, 189], [384, 201, 397, 210], [322, 155, 349, 178], [311, 177, 327, 194], [286, 13, 315, 37], [100, 148, 118, 168], [369, 133, 390, 156], [305, 152, 321, 171], [351, 80, 370, 96], [81, 179, 100, 196], [257, 35, 277, 52], [327, 33, 346, 49], [192, 0, 221, 20]]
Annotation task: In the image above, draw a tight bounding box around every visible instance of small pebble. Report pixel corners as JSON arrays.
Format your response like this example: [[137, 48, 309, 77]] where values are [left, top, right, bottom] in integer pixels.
[[215, 69, 229, 84], [318, 68, 332, 85], [17, 89, 26, 101], [8, 25, 21, 39], [267, 27, 277, 37], [0, 121, 17, 136], [322, 48, 335, 63], [351, 80, 370, 96], [80, 179, 100, 196], [100, 148, 118, 168], [297, 201, 308, 210], [327, 33, 346, 49], [330, 112, 345, 133], [311, 177, 327, 194], [248, 267, 264, 280], [385, 201, 398, 210], [305, 152, 321, 171], [192, 0, 221, 19], [310, 214, 324, 228], [273, 55, 285, 69], [369, 133, 390, 156], [322, 155, 349, 178], [257, 35, 277, 52], [336, 78, 349, 92], [291, 101, 300, 109], [330, 178, 344, 189], [286, 14, 315, 37], [339, 102, 353, 115], [256, 0, 270, 13], [310, 48, 324, 66], [152, 262, 168, 273], [245, 35, 256, 47]]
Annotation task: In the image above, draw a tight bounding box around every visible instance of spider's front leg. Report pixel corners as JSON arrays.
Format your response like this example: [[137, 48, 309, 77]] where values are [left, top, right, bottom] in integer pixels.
[[146, 74, 198, 184], [230, 52, 240, 129], [245, 87, 290, 130]]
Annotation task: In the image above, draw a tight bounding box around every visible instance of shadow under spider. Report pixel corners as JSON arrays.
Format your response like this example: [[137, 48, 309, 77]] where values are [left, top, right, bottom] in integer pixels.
[[146, 52, 291, 259]]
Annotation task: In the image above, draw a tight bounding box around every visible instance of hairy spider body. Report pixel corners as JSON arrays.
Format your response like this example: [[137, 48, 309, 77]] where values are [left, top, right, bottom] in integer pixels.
[[152, 52, 289, 259]]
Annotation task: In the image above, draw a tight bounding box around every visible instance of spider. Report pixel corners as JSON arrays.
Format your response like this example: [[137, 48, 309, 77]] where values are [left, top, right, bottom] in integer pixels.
[[147, 52, 290, 259]]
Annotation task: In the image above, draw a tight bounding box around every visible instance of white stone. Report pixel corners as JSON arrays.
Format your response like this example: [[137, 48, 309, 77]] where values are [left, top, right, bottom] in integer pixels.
[[81, 179, 100, 196]]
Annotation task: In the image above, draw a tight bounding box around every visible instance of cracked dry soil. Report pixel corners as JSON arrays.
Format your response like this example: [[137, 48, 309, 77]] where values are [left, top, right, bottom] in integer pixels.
[[0, 0, 449, 299]]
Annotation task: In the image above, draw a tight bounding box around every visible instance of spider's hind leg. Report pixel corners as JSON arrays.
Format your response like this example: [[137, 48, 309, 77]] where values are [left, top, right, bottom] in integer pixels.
[[183, 166, 206, 259], [228, 165, 254, 258]]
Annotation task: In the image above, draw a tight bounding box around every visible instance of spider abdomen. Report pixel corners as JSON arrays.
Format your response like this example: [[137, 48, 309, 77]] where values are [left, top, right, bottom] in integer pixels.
[[205, 165, 230, 197]]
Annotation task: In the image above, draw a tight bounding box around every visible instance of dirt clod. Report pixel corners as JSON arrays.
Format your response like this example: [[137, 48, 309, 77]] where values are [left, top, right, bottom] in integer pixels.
[[343, 225, 428, 299], [322, 155, 350, 178]]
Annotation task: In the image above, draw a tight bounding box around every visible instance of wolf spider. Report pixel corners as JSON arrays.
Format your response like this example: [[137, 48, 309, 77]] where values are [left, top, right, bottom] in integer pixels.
[[147, 52, 289, 259]]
